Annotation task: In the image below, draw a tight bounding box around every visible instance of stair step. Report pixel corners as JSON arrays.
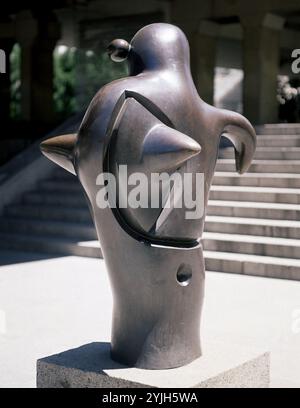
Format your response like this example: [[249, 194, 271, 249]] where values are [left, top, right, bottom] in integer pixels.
[[2, 230, 296, 281], [210, 185, 300, 204], [221, 147, 300, 160], [256, 135, 300, 147], [6, 204, 92, 223], [203, 232, 300, 259], [213, 172, 300, 188], [216, 159, 300, 173], [2, 121, 300, 281], [256, 124, 300, 135], [204, 250, 300, 280], [0, 218, 96, 240], [50, 172, 77, 182], [23, 191, 87, 207], [204, 215, 300, 239], [207, 200, 300, 221], [39, 179, 81, 193], [0, 233, 102, 258], [4, 230, 295, 281]]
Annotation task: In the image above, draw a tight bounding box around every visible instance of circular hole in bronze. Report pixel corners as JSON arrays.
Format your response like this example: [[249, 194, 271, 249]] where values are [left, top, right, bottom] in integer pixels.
[[176, 264, 192, 286]]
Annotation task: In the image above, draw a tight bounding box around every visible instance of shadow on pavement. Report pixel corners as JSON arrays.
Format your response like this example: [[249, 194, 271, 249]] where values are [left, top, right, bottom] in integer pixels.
[[0, 250, 65, 266]]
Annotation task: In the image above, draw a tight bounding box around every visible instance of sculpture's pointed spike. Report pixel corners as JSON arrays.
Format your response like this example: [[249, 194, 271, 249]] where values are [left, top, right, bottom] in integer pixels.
[[142, 124, 201, 172], [40, 133, 77, 175]]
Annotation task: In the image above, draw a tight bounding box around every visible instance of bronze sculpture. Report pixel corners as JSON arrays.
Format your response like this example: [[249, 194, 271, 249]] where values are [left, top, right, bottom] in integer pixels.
[[41, 23, 256, 369]]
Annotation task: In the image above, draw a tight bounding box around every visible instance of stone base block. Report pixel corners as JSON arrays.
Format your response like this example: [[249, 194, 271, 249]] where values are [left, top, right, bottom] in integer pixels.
[[37, 342, 270, 388]]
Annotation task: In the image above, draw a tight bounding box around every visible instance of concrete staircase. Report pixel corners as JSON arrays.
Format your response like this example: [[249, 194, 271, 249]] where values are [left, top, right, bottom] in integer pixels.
[[205, 124, 300, 280], [0, 123, 300, 280]]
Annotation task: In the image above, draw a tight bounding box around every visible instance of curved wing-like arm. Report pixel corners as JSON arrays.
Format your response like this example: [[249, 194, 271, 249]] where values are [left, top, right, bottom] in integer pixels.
[[221, 111, 256, 174]]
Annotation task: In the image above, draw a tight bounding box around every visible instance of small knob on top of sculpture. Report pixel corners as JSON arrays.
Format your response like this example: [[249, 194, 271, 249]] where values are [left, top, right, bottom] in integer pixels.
[[107, 39, 131, 62]]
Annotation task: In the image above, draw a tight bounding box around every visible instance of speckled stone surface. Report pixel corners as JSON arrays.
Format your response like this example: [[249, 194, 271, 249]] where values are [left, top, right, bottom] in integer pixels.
[[37, 342, 270, 388]]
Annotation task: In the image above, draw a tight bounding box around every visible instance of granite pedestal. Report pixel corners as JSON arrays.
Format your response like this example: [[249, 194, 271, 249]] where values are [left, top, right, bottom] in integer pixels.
[[37, 342, 270, 388]]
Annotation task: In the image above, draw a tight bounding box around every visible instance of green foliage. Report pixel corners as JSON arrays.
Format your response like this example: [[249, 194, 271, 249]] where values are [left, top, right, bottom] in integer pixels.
[[53, 47, 77, 118], [10, 43, 21, 119], [53, 46, 128, 119], [278, 76, 300, 123], [9, 44, 128, 121], [78, 49, 128, 103]]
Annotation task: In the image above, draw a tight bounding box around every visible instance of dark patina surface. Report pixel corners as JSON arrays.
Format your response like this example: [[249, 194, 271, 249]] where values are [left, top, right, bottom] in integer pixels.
[[41, 23, 256, 369]]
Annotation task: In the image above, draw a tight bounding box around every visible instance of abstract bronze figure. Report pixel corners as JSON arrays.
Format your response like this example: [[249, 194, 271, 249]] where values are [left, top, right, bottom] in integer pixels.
[[41, 23, 256, 369]]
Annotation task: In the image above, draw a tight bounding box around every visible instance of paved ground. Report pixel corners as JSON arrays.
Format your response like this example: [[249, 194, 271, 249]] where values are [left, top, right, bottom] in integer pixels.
[[0, 250, 299, 388]]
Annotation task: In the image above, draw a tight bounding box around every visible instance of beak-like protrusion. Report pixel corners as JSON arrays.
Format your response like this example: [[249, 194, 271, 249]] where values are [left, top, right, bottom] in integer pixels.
[[40, 133, 77, 175], [222, 112, 257, 174]]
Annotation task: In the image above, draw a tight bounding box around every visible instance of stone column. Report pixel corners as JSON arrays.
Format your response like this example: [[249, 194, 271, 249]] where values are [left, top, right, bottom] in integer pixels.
[[241, 13, 285, 124], [31, 18, 60, 124], [0, 39, 14, 122], [188, 21, 219, 105], [15, 11, 38, 121], [16, 11, 60, 123]]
